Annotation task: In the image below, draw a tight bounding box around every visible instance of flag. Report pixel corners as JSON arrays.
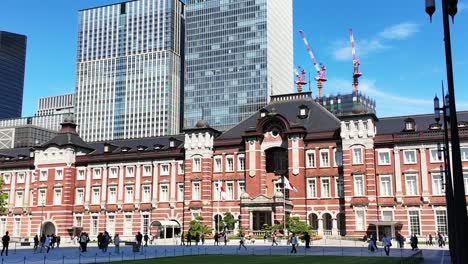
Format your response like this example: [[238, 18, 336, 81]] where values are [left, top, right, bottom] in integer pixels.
[[283, 177, 298, 192], [220, 186, 227, 200]]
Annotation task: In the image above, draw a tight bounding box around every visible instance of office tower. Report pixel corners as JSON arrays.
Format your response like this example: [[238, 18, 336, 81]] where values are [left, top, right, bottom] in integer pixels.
[[75, 0, 184, 141], [0, 31, 27, 119], [36, 93, 74, 116], [184, 0, 293, 131]]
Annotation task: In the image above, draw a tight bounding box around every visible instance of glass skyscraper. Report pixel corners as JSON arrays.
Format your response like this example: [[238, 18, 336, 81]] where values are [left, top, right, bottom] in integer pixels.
[[184, 0, 293, 131], [76, 0, 184, 142], [0, 31, 27, 119]]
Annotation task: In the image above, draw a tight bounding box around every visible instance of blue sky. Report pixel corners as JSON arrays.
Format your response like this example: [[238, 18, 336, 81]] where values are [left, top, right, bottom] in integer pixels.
[[1, 0, 468, 117]]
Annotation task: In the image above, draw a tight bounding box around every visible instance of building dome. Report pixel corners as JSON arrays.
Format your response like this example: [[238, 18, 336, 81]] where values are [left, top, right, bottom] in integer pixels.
[[195, 119, 210, 128], [351, 105, 367, 114]]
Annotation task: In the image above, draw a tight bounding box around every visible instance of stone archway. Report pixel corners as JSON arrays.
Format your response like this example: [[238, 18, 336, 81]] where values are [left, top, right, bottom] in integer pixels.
[[42, 221, 56, 236]]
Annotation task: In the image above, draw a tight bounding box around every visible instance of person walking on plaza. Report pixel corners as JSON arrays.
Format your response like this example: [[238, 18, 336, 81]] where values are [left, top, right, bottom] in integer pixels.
[[101, 231, 110, 253], [114, 234, 120, 254], [428, 234, 433, 246], [238, 234, 247, 250], [223, 233, 228, 246], [303, 232, 311, 248], [33, 234, 39, 252], [56, 235, 61, 248], [410, 234, 418, 251], [180, 232, 185, 246], [290, 233, 298, 254], [195, 232, 200, 246], [201, 233, 205, 245], [271, 232, 278, 246], [44, 235, 52, 254], [438, 233, 444, 248], [214, 233, 219, 246], [1, 231, 10, 256], [383, 233, 392, 256], [144, 233, 149, 247], [79, 232, 88, 252], [136, 232, 143, 250], [187, 232, 192, 247]]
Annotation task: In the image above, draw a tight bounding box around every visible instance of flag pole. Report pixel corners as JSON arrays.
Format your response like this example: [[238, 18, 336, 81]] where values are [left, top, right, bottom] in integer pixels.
[[282, 176, 286, 243], [217, 183, 220, 234]]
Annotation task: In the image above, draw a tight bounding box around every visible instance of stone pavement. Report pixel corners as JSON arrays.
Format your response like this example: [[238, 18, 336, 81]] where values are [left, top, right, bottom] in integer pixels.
[[0, 239, 447, 264]]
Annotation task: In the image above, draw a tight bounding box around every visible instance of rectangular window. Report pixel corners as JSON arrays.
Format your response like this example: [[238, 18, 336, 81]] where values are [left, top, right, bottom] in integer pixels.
[[160, 164, 169, 175], [306, 151, 316, 168], [461, 147, 468, 161], [334, 149, 343, 167], [226, 182, 234, 200], [77, 169, 85, 180], [307, 178, 316, 198], [55, 169, 64, 180], [3, 174, 10, 184], [336, 178, 344, 198], [13, 218, 20, 237], [15, 191, 23, 207], [320, 150, 329, 167], [108, 187, 117, 204], [378, 151, 391, 165], [382, 211, 393, 221], [321, 178, 330, 198], [214, 157, 222, 172], [143, 165, 152, 176], [91, 216, 99, 236], [40, 170, 48, 181], [75, 216, 82, 227], [177, 183, 184, 201], [380, 175, 392, 197], [125, 186, 134, 203], [126, 166, 135, 177], [430, 149, 443, 163], [238, 181, 245, 199], [17, 173, 25, 183], [178, 162, 184, 174], [464, 173, 468, 195], [238, 155, 245, 171], [409, 211, 421, 235], [109, 167, 118, 178], [432, 173, 444, 195], [38, 189, 46, 205], [142, 185, 151, 202], [142, 215, 150, 235], [354, 174, 364, 196], [355, 210, 365, 231], [76, 188, 84, 205], [123, 215, 132, 236], [226, 157, 234, 172], [213, 182, 221, 200], [53, 188, 62, 205], [435, 210, 447, 235], [406, 174, 418, 196], [93, 168, 101, 179], [192, 157, 201, 172], [107, 215, 115, 235], [92, 188, 100, 204], [192, 182, 200, 200], [403, 150, 417, 164], [353, 148, 363, 164], [160, 184, 168, 202]]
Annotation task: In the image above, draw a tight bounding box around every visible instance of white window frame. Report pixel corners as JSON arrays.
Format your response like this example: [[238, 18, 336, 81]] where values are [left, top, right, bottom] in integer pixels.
[[142, 185, 151, 203], [143, 165, 152, 177], [334, 148, 343, 167], [226, 156, 234, 172], [306, 150, 316, 168], [125, 185, 134, 203], [335, 177, 344, 198], [109, 167, 118, 179], [408, 210, 421, 236], [192, 157, 201, 172], [403, 150, 417, 164], [177, 183, 184, 201], [107, 215, 116, 235], [320, 149, 330, 168], [192, 181, 201, 200], [178, 162, 184, 175], [75, 188, 84, 205], [432, 172, 445, 195], [38, 189, 46, 205], [378, 150, 391, 165], [214, 156, 222, 173], [354, 174, 365, 197], [53, 188, 62, 205], [226, 181, 234, 200], [13, 218, 21, 237], [92, 187, 100, 204], [435, 210, 448, 235], [213, 181, 221, 200], [3, 174, 11, 184], [238, 181, 245, 199], [40, 170, 48, 181], [382, 210, 393, 221], [379, 174, 392, 197], [321, 177, 330, 198], [355, 210, 366, 231], [160, 184, 169, 202], [352, 147, 364, 165], [430, 149, 443, 163], [93, 168, 101, 179], [126, 166, 135, 178], [17, 173, 25, 184], [142, 214, 150, 235], [108, 186, 117, 204], [405, 173, 419, 196], [307, 178, 317, 198], [123, 215, 132, 236], [77, 169, 85, 180], [461, 147, 468, 161], [75, 215, 83, 227], [55, 169, 64, 180], [160, 164, 170, 176], [15, 190, 23, 207], [238, 154, 245, 171]]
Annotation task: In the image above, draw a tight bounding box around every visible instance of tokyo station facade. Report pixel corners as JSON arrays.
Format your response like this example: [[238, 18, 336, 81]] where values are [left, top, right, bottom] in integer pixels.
[[1, 91, 468, 241]]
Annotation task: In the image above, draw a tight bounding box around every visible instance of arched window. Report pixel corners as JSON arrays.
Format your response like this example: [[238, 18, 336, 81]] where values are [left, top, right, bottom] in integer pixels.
[[265, 147, 288, 174], [309, 213, 318, 230]]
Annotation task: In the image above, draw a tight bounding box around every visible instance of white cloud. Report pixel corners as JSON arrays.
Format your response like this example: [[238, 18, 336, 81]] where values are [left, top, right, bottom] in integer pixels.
[[333, 38, 389, 61], [379, 22, 419, 40]]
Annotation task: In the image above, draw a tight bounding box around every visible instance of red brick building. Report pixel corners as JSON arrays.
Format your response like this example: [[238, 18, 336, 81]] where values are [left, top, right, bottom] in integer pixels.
[[1, 92, 467, 241]]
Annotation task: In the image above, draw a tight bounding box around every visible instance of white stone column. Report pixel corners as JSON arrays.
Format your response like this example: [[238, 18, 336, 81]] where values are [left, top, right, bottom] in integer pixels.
[[24, 171, 31, 207], [152, 162, 159, 206], [419, 148, 430, 202], [118, 166, 124, 204], [318, 218, 324, 235], [101, 167, 108, 204], [332, 218, 338, 235], [394, 150, 403, 203], [135, 164, 141, 203], [170, 161, 176, 202], [85, 168, 91, 205], [249, 211, 253, 232]]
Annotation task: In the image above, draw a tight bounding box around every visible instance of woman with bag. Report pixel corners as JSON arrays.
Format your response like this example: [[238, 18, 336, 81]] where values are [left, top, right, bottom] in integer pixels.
[[383, 234, 392, 256]]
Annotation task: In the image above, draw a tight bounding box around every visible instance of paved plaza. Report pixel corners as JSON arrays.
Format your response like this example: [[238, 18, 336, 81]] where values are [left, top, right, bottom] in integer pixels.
[[0, 239, 448, 264]]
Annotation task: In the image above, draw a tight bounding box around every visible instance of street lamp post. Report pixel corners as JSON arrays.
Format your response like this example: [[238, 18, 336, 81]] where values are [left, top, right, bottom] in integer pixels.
[[426, 1, 468, 263], [39, 202, 45, 237]]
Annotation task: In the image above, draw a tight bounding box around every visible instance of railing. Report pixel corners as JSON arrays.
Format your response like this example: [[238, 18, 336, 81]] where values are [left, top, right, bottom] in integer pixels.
[[252, 231, 265, 236], [323, 230, 332, 236]]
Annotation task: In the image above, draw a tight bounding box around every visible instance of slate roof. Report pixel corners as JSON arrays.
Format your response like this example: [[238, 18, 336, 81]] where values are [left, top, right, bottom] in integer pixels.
[[0, 148, 31, 159], [218, 95, 341, 139], [43, 133, 94, 151], [376, 111, 468, 135]]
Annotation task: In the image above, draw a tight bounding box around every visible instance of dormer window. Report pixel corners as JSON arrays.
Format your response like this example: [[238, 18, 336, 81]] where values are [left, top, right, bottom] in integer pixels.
[[429, 123, 442, 130], [404, 118, 415, 131], [121, 147, 130, 152], [259, 108, 269, 118], [458, 121, 468, 128], [169, 137, 177, 148], [104, 145, 110, 153], [154, 144, 163, 150], [298, 105, 309, 118], [137, 145, 147, 151]]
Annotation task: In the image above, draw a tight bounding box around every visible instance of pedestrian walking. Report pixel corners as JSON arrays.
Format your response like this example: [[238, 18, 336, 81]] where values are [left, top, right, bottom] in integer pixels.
[[238, 234, 247, 250], [223, 233, 228, 246], [114, 234, 120, 254], [79, 232, 88, 252], [410, 234, 418, 251], [180, 232, 186, 246], [214, 233, 219, 246], [271, 232, 278, 246], [438, 233, 444, 248], [290, 233, 298, 254], [303, 232, 311, 248], [187, 232, 192, 247], [44, 235, 52, 253], [144, 233, 149, 247], [383, 233, 392, 256], [201, 233, 205, 245], [136, 232, 143, 250], [1, 231, 10, 256], [195, 232, 200, 246], [101, 231, 110, 253], [56, 235, 61, 248], [33, 234, 39, 252], [428, 234, 433, 246]]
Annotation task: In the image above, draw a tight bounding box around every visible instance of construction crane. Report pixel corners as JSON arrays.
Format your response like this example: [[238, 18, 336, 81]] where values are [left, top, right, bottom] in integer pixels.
[[349, 28, 362, 93], [294, 66, 307, 93], [299, 30, 327, 99]]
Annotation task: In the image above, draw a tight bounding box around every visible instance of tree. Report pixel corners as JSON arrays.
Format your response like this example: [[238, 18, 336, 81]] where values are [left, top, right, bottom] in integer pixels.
[[222, 212, 236, 231], [0, 178, 7, 213], [287, 216, 309, 235], [189, 216, 212, 236]]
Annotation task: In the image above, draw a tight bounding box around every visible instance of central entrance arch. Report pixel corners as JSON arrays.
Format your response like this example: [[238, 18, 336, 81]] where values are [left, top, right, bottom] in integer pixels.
[[42, 221, 56, 236]]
